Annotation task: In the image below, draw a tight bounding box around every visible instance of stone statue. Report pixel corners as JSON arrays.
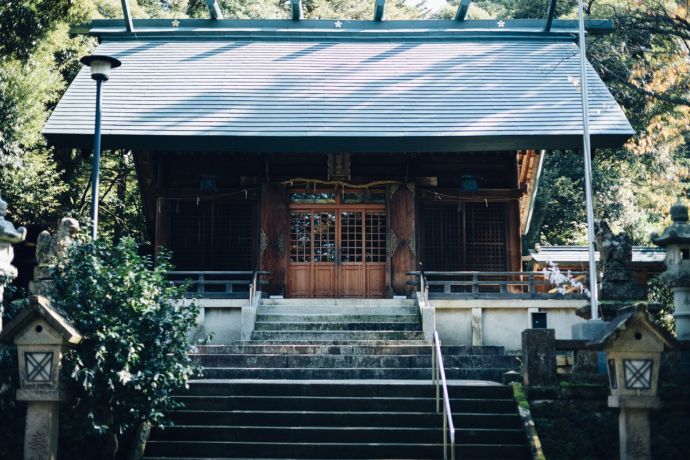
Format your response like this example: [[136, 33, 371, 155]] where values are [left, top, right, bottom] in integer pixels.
[[35, 217, 80, 267], [0, 192, 27, 332], [594, 220, 644, 302], [0, 194, 27, 245], [30, 217, 80, 298]]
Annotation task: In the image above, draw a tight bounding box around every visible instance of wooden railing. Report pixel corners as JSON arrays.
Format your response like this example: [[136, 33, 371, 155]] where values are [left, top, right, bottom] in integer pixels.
[[168, 271, 269, 299], [407, 271, 589, 300]]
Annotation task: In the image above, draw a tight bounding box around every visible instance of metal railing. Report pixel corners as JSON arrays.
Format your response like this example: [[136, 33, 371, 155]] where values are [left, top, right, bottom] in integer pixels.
[[168, 271, 269, 299], [408, 270, 589, 299], [432, 330, 456, 460], [419, 263, 430, 308]]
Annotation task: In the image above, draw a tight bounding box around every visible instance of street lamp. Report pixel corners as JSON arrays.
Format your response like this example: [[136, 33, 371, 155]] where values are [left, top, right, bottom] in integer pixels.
[[80, 54, 121, 240]]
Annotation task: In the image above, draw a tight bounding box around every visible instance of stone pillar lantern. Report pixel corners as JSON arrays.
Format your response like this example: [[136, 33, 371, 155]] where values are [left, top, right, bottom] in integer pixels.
[[0, 295, 81, 460], [651, 201, 690, 340], [0, 192, 27, 331], [588, 303, 680, 460]]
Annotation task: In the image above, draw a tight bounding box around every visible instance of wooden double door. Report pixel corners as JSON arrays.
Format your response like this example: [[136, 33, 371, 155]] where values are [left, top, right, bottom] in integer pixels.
[[288, 204, 387, 298]]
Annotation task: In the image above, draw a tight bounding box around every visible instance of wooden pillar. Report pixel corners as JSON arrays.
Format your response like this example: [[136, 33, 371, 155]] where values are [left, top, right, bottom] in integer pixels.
[[389, 183, 416, 296], [259, 183, 288, 295], [506, 199, 521, 272], [154, 197, 172, 261]]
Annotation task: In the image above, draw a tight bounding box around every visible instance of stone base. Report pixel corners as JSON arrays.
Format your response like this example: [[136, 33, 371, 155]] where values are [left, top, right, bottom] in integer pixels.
[[571, 320, 608, 340], [576, 302, 661, 321], [23, 401, 60, 460]]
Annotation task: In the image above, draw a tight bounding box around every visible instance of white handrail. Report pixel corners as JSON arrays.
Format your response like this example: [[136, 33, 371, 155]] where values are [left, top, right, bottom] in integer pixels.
[[249, 270, 259, 307], [432, 330, 456, 460]]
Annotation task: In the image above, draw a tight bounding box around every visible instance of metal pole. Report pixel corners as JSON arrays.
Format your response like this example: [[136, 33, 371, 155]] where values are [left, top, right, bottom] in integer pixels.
[[90, 78, 104, 240], [577, 0, 599, 320]]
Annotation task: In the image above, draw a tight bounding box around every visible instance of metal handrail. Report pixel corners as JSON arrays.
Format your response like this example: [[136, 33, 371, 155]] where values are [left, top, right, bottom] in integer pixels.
[[432, 330, 456, 460], [407, 270, 589, 299], [168, 270, 269, 299]]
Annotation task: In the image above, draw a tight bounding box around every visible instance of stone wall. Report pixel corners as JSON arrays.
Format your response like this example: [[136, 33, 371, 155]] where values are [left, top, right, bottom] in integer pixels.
[[526, 384, 690, 460]]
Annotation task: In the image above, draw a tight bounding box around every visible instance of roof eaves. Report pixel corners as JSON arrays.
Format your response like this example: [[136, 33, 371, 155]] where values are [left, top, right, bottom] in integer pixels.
[[73, 18, 614, 41]]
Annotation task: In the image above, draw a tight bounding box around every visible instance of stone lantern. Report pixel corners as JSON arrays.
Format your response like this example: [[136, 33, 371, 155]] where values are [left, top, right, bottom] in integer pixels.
[[0, 295, 81, 460], [651, 201, 690, 340], [588, 303, 680, 460], [0, 192, 27, 332]]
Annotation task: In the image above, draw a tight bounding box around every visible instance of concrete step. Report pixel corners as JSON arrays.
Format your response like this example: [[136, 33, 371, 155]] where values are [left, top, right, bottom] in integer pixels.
[[231, 339, 432, 346], [176, 395, 517, 413], [255, 313, 420, 323], [182, 381, 514, 399], [144, 440, 530, 459], [199, 366, 513, 380], [193, 344, 504, 356], [191, 353, 518, 370], [169, 410, 522, 429], [260, 298, 416, 307], [249, 331, 426, 341], [152, 425, 526, 444], [253, 321, 422, 331]]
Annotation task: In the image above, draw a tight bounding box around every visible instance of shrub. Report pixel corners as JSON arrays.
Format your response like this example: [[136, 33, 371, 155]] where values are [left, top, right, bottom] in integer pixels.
[[52, 237, 200, 459]]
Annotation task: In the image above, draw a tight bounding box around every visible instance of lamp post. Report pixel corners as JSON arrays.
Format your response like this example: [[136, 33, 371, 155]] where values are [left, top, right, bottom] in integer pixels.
[[577, 0, 599, 321], [79, 55, 121, 240]]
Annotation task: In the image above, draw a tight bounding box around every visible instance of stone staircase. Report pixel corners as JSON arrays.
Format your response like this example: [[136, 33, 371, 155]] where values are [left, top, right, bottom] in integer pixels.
[[143, 298, 529, 459]]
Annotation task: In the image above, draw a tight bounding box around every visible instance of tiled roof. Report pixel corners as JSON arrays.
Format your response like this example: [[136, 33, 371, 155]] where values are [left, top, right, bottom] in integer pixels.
[[43, 30, 633, 152]]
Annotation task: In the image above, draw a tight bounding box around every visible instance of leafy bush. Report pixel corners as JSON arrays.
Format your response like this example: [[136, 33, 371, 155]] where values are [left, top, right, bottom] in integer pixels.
[[52, 237, 200, 459], [0, 288, 27, 460]]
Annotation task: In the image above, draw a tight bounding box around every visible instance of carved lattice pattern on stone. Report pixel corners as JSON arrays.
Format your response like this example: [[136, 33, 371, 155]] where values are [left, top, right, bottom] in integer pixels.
[[25, 352, 52, 383]]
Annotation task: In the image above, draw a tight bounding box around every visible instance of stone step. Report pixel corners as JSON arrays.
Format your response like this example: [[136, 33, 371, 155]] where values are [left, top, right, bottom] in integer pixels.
[[169, 410, 522, 430], [198, 365, 513, 380], [253, 321, 422, 331], [255, 313, 420, 323], [193, 344, 505, 356], [191, 353, 518, 370], [152, 425, 526, 444], [258, 306, 418, 315], [260, 298, 416, 307], [235, 334, 431, 347], [144, 440, 530, 459], [249, 331, 426, 341], [182, 381, 514, 399], [176, 395, 518, 413]]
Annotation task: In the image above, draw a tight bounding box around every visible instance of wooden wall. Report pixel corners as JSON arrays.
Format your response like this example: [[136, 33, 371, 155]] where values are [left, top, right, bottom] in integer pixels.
[[135, 151, 527, 295]]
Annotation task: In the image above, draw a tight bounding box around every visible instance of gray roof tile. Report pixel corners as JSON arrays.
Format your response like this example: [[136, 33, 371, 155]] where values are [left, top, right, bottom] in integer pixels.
[[43, 38, 634, 151]]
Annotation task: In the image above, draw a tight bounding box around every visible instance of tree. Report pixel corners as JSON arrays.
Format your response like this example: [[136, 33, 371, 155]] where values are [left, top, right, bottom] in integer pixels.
[[52, 238, 201, 459]]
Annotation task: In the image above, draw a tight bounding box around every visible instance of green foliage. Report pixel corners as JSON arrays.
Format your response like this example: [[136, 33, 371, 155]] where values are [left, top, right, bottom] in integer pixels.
[[52, 237, 201, 458], [0, 291, 27, 460], [648, 275, 675, 333]]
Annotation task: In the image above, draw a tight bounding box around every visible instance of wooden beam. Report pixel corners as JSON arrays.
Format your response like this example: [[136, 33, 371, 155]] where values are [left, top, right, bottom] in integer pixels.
[[544, 0, 558, 32], [291, 0, 303, 21], [206, 0, 224, 20], [374, 0, 385, 21], [455, 0, 471, 21], [120, 0, 133, 32]]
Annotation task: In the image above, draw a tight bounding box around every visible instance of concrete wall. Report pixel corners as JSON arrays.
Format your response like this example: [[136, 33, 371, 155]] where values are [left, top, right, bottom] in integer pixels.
[[432, 299, 589, 352], [188, 297, 588, 352], [185, 299, 246, 345]]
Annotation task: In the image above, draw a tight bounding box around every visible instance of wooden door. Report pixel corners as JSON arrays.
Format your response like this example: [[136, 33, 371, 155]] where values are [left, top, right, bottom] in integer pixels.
[[287, 201, 386, 298], [390, 183, 416, 296], [260, 183, 289, 295]]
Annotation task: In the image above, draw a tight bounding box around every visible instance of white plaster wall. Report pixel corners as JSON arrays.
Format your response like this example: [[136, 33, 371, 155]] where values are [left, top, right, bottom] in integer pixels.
[[482, 309, 527, 351], [435, 309, 472, 345], [184, 299, 245, 345], [431, 299, 588, 352]]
